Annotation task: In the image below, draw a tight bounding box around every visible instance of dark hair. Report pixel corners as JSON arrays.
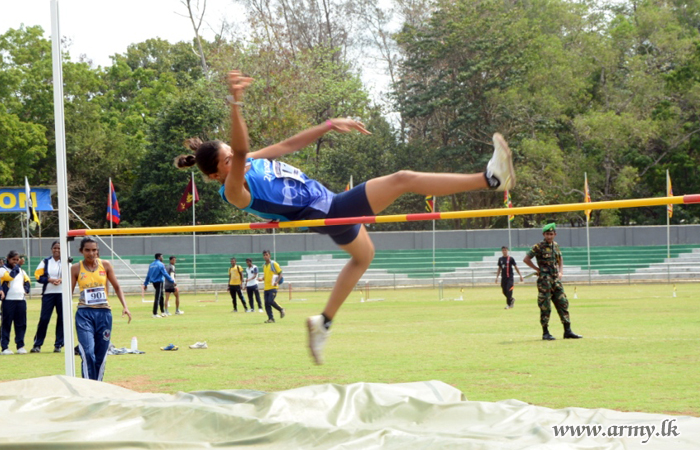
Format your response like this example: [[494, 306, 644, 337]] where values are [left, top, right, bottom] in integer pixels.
[[155, 253, 162, 260], [501, 246, 508, 250], [175, 138, 224, 176], [6, 250, 19, 261], [262, 250, 270, 255], [169, 256, 176, 261], [245, 258, 252, 262], [79, 237, 98, 251], [50, 240, 60, 250]]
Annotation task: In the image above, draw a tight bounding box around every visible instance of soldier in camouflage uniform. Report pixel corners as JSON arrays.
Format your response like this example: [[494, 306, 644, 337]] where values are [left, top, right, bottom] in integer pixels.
[[523, 223, 582, 341]]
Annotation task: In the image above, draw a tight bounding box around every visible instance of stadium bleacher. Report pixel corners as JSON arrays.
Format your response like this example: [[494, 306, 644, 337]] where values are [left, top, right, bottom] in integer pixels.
[[47, 244, 698, 294]]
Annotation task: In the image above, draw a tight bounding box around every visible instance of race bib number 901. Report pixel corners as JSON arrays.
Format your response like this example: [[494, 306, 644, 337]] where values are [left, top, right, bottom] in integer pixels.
[[85, 287, 108, 305]]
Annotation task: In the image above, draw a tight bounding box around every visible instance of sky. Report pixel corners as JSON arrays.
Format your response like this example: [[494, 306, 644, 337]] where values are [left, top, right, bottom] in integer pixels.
[[0, 0, 391, 101], [0, 0, 241, 67]]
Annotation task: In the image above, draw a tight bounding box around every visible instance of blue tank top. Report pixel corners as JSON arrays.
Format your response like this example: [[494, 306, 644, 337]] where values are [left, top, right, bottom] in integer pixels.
[[219, 158, 335, 222]]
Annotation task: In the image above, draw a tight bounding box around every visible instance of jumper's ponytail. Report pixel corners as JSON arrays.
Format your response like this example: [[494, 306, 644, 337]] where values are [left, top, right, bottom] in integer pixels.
[[174, 137, 223, 176]]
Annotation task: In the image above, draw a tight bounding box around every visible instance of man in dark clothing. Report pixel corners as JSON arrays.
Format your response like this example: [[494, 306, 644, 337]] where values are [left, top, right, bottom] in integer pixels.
[[495, 246, 523, 309]]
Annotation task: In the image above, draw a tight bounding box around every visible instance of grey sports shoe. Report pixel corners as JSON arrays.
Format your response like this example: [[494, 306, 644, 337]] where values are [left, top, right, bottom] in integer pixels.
[[485, 133, 515, 191], [189, 341, 208, 349], [307, 315, 330, 365]]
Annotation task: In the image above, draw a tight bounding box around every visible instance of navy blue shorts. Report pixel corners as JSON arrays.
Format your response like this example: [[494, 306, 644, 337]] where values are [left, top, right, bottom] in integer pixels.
[[309, 182, 374, 245]]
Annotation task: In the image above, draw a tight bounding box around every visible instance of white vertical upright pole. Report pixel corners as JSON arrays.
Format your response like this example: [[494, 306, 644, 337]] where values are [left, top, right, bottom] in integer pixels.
[[192, 172, 197, 295], [273, 229, 277, 260], [51, 0, 76, 377]]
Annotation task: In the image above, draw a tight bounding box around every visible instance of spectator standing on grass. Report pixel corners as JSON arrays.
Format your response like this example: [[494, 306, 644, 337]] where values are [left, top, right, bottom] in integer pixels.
[[228, 257, 249, 312], [71, 237, 131, 380], [144, 253, 174, 318], [495, 246, 523, 309], [31, 241, 65, 353], [261, 250, 285, 323], [245, 258, 263, 313], [0, 251, 31, 355], [523, 223, 583, 341], [164, 256, 183, 315]]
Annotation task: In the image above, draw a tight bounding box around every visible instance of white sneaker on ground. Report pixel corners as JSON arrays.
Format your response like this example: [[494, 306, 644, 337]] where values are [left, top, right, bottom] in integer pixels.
[[307, 315, 330, 365], [1, 349, 13, 355], [17, 347, 27, 354], [258, 309, 263, 313], [485, 133, 515, 191], [153, 314, 161, 319], [189, 341, 208, 349], [176, 310, 184, 315]]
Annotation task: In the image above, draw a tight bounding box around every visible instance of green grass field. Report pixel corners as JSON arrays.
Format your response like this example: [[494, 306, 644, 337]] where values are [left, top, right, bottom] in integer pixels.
[[1, 283, 698, 416]]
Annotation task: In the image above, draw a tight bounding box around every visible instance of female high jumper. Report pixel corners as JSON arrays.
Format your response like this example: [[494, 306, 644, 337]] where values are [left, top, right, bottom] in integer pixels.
[[176, 71, 516, 364]]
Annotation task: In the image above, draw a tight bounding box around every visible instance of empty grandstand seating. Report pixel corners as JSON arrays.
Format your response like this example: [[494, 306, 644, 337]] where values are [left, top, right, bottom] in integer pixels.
[[35, 244, 693, 294]]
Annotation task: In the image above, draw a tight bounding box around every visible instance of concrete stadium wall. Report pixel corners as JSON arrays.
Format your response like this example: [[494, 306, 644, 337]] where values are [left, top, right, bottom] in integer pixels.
[[2, 225, 699, 259]]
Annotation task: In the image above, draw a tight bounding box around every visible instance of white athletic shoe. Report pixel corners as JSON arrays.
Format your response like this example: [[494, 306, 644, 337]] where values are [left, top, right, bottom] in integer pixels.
[[258, 309, 263, 313], [153, 314, 161, 319], [176, 310, 184, 315], [307, 315, 330, 365], [485, 133, 516, 191], [17, 347, 27, 354], [189, 341, 208, 349], [1, 349, 13, 355]]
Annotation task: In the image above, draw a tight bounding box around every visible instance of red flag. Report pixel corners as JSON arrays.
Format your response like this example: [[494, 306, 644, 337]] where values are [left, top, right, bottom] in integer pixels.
[[177, 177, 200, 212], [107, 180, 121, 225]]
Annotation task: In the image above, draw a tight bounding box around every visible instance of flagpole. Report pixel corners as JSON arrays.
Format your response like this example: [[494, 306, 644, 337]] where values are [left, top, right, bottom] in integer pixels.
[[432, 196, 436, 288], [192, 172, 197, 295], [585, 173, 591, 285], [507, 215, 512, 251], [51, 0, 76, 377], [24, 178, 32, 274], [666, 170, 670, 260], [109, 178, 114, 294]]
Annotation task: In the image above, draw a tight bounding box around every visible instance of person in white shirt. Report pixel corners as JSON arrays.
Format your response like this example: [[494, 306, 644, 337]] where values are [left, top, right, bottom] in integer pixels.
[[31, 241, 65, 353], [1, 250, 31, 355], [245, 258, 263, 313]]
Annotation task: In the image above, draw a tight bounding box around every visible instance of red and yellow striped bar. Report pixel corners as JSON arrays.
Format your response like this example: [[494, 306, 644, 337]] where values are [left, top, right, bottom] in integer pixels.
[[68, 194, 700, 237]]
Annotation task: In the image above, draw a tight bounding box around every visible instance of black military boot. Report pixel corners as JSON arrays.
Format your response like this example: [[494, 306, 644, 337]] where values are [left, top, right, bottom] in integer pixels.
[[542, 326, 555, 341], [563, 325, 582, 339]]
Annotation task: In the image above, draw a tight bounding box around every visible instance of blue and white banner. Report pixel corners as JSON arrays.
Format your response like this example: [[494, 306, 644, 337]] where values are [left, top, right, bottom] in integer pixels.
[[0, 187, 54, 213]]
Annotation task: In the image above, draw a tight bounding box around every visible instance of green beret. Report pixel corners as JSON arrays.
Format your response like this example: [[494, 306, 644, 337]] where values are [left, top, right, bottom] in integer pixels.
[[542, 223, 556, 233]]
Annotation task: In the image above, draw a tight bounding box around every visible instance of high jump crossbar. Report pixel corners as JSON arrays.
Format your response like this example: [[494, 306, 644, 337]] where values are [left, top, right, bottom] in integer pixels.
[[68, 194, 700, 237]]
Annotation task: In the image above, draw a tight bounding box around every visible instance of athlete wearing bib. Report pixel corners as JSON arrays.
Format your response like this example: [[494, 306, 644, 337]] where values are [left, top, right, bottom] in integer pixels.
[[176, 71, 516, 364], [220, 158, 371, 245], [71, 237, 131, 381]]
